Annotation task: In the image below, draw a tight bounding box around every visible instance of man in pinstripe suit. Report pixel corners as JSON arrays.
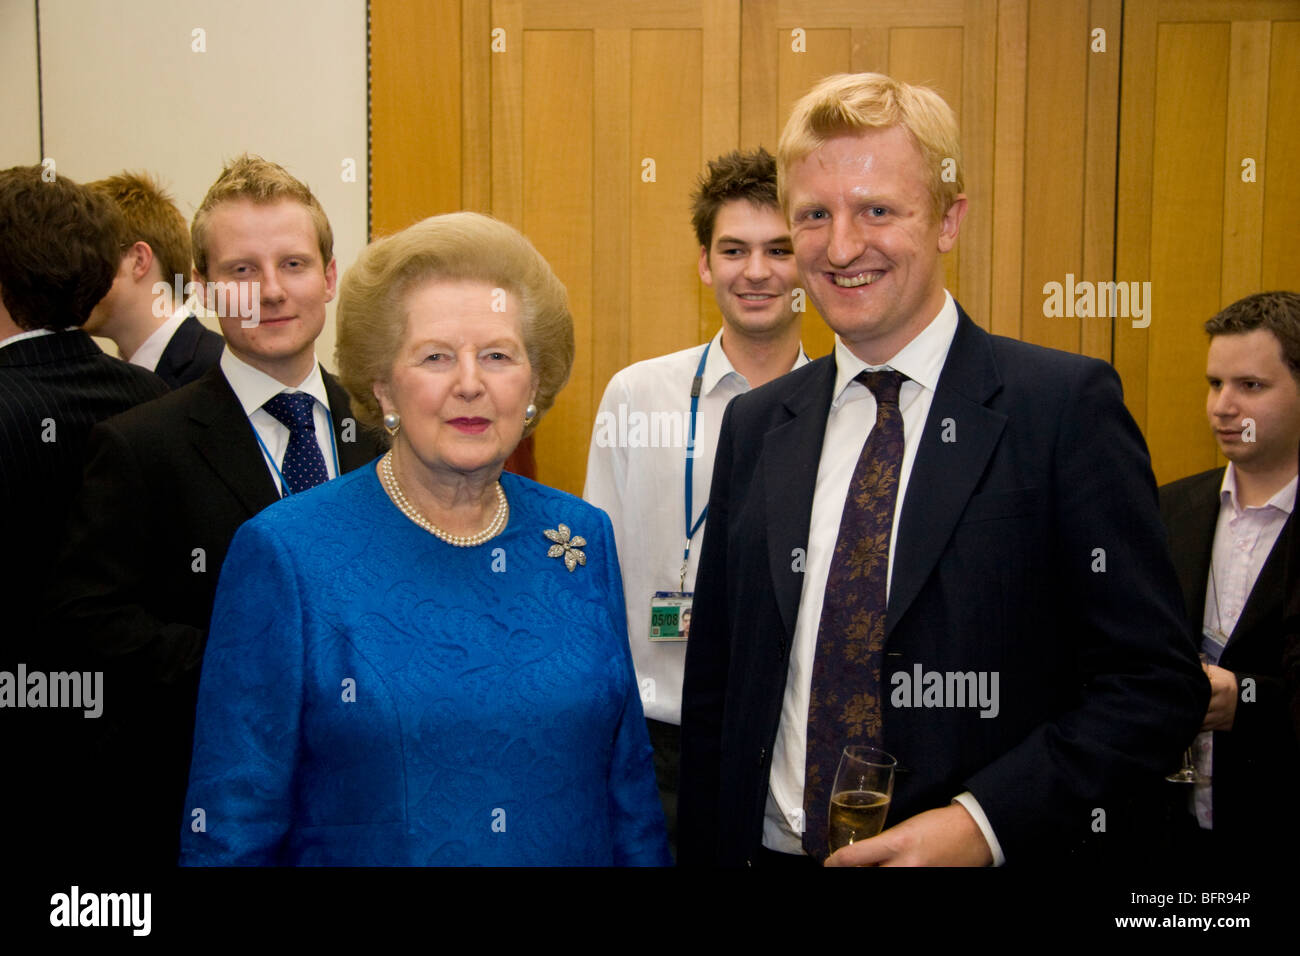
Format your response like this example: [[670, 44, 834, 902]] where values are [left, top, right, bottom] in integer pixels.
[[0, 164, 169, 651], [0, 164, 168, 862]]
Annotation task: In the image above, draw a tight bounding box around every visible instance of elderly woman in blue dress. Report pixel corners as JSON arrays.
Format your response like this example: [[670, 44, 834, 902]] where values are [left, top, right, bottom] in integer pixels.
[[180, 213, 669, 865]]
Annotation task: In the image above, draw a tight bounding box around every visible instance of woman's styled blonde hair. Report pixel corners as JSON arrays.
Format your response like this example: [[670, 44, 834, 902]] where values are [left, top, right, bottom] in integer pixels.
[[335, 212, 574, 439]]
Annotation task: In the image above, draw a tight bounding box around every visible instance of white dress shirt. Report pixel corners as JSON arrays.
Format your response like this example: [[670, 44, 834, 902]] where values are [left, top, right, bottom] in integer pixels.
[[0, 328, 58, 349], [219, 348, 338, 495], [584, 328, 808, 725], [1192, 464, 1296, 827], [761, 291, 1005, 864], [128, 305, 190, 370]]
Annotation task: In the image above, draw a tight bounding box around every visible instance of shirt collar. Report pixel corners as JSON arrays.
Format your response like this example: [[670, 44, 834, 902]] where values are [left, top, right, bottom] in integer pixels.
[[128, 307, 191, 368], [220, 347, 329, 417], [702, 327, 811, 394], [1219, 462, 1297, 517], [0, 327, 60, 350], [832, 290, 959, 404]]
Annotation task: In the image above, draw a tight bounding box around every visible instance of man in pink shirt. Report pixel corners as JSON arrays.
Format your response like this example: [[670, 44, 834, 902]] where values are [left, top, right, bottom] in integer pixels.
[[1159, 290, 1300, 861]]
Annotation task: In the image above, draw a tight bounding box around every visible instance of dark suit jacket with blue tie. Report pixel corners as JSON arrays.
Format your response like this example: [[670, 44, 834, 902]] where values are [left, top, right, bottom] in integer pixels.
[[678, 305, 1208, 865], [1159, 467, 1300, 851], [47, 363, 383, 864]]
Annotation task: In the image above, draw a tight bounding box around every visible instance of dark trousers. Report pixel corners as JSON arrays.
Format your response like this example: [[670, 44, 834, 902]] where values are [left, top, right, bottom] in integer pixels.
[[646, 718, 680, 862]]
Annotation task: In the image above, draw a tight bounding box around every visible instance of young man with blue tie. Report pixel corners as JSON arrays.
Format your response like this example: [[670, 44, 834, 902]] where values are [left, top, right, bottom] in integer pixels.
[[49, 155, 383, 866]]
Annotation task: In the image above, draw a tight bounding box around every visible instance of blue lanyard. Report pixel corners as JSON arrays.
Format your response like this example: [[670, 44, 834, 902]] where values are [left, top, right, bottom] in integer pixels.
[[681, 344, 711, 589], [252, 400, 342, 498]]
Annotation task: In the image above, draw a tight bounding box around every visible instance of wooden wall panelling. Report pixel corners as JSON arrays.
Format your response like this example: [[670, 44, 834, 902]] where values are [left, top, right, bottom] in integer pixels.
[[956, 0, 998, 330], [490, 0, 524, 226], [1146, 21, 1231, 485], [989, 0, 1027, 340], [1020, 0, 1088, 354], [1080, 0, 1121, 361], [697, 0, 742, 345], [628, 29, 704, 371], [1220, 19, 1269, 307], [462, 0, 492, 213], [370, 0, 463, 237], [1262, 21, 1300, 291], [1117, 0, 1300, 484], [1114, 0, 1159, 432], [740, 0, 779, 150], [593, 29, 633, 412], [521, 28, 595, 494]]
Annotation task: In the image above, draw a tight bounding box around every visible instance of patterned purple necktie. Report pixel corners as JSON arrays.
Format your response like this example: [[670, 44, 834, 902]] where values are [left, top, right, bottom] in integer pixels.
[[802, 368, 907, 859], [262, 391, 329, 496]]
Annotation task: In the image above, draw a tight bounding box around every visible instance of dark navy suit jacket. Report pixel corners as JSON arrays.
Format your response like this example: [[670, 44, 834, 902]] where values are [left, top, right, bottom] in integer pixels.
[[154, 314, 223, 389], [1160, 467, 1299, 850], [678, 306, 1208, 865]]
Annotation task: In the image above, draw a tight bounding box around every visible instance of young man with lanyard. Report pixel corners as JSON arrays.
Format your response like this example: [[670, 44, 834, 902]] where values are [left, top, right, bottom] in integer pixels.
[[1159, 290, 1300, 861], [48, 155, 383, 866], [584, 147, 806, 855]]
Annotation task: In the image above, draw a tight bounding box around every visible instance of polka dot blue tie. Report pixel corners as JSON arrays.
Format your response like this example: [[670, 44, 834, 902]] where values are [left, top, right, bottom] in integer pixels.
[[262, 392, 329, 496]]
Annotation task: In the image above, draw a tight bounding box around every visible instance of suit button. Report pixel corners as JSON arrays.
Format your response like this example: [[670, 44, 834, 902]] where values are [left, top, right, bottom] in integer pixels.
[[758, 747, 766, 764]]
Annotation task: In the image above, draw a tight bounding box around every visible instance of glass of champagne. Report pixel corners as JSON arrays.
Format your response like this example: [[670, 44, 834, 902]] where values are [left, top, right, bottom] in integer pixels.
[[827, 746, 896, 853], [1166, 652, 1210, 783]]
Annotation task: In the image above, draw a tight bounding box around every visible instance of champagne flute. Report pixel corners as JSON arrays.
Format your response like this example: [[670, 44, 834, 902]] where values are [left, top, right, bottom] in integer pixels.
[[1165, 738, 1198, 783], [827, 746, 896, 852]]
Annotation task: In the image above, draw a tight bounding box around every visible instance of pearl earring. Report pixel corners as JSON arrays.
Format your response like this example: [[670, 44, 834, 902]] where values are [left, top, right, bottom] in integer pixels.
[[524, 403, 538, 426], [383, 412, 400, 436]]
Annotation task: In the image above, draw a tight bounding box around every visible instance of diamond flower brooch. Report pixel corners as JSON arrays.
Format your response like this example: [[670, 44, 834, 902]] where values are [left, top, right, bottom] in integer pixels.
[[544, 524, 587, 572]]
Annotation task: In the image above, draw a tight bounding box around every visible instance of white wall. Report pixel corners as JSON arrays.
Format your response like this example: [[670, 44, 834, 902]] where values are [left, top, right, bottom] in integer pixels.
[[29, 0, 368, 369], [0, 0, 42, 168]]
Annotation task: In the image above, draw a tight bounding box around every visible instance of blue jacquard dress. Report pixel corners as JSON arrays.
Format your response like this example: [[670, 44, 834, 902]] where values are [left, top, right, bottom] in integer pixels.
[[179, 463, 670, 866]]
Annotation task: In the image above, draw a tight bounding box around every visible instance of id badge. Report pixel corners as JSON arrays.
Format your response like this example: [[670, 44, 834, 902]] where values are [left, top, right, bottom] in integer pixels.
[[649, 591, 693, 642]]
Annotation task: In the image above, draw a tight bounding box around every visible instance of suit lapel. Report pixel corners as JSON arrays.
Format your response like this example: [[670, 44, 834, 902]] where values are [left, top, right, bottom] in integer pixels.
[[1165, 472, 1220, 629], [156, 315, 200, 381], [187, 367, 281, 516], [1227, 512, 1292, 648], [887, 311, 1007, 633], [765, 358, 837, 643]]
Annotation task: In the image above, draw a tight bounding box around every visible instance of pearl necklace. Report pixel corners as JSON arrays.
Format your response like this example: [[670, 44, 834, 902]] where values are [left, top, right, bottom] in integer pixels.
[[380, 451, 508, 547]]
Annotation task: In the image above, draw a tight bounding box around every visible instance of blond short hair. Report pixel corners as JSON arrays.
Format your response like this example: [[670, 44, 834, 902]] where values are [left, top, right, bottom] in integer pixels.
[[335, 212, 574, 439], [191, 154, 333, 276], [777, 72, 963, 222]]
